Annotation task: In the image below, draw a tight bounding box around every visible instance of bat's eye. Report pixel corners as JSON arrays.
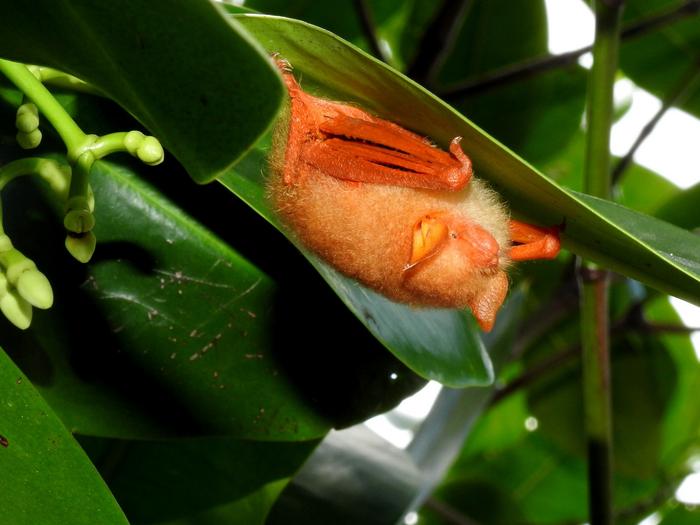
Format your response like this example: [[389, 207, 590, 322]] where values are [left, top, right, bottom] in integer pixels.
[[450, 232, 458, 239]]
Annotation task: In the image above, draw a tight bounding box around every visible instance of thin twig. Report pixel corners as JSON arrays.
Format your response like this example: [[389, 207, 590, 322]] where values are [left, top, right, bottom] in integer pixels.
[[612, 60, 700, 184], [439, 0, 700, 100], [352, 0, 390, 63], [405, 0, 472, 85], [621, 0, 700, 40]]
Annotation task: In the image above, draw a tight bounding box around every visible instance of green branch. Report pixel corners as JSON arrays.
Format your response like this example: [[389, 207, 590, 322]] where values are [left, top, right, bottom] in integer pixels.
[[0, 59, 87, 153], [579, 2, 623, 524], [29, 65, 103, 97]]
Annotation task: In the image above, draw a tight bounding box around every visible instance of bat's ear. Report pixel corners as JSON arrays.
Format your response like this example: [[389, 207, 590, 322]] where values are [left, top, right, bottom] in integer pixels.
[[407, 216, 449, 269], [467, 271, 509, 332]]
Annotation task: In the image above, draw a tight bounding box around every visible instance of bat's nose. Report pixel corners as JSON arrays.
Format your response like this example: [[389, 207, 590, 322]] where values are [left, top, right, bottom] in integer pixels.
[[457, 224, 500, 269]]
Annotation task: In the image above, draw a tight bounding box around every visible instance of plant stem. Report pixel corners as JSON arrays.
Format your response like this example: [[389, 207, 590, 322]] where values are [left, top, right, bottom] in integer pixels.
[[579, 265, 613, 525], [579, 2, 622, 524], [612, 60, 700, 184], [30, 66, 103, 96], [352, 0, 390, 63], [439, 0, 699, 100], [0, 59, 87, 153], [585, 3, 621, 199]]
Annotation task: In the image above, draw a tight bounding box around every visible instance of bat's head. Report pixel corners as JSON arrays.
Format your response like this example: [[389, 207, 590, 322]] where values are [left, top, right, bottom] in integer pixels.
[[403, 213, 510, 331]]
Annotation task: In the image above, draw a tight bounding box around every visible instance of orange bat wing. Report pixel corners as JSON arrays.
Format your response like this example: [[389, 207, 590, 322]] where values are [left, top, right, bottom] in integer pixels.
[[305, 114, 473, 191]]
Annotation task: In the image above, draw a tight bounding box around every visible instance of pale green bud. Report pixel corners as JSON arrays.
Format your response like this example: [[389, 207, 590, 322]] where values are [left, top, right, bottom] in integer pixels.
[[137, 136, 164, 166], [65, 231, 96, 263], [0, 273, 32, 329], [17, 128, 42, 149], [16, 269, 53, 309], [16, 103, 39, 133]]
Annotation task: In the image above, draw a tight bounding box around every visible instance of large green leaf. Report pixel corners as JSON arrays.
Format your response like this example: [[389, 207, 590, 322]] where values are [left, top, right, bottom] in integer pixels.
[[152, 482, 287, 525], [0, 349, 129, 525], [660, 505, 700, 525], [644, 296, 700, 472], [78, 435, 317, 525], [0, 0, 283, 182], [1, 155, 422, 440]]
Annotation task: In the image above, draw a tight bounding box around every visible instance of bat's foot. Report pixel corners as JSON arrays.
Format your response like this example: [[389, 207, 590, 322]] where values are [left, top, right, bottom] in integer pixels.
[[508, 220, 560, 261]]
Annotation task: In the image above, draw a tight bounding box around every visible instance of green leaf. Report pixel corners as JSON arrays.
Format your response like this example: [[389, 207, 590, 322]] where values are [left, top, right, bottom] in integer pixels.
[[522, 289, 700, 482], [529, 333, 677, 479], [152, 481, 287, 525], [426, 398, 662, 524], [655, 181, 700, 229], [568, 191, 700, 304], [660, 505, 700, 525], [644, 296, 700, 472], [78, 435, 317, 525], [0, 348, 129, 525], [0, 0, 283, 183], [619, 0, 700, 118], [1, 157, 422, 440]]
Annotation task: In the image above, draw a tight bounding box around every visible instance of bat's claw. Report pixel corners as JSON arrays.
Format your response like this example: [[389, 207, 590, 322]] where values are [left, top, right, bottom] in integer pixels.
[[271, 53, 293, 73]]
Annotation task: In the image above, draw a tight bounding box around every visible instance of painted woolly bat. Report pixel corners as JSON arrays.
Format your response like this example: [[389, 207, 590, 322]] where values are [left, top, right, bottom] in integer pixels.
[[267, 58, 560, 331]]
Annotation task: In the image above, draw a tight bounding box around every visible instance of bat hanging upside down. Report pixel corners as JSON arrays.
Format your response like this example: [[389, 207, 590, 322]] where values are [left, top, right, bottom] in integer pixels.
[[267, 57, 560, 331]]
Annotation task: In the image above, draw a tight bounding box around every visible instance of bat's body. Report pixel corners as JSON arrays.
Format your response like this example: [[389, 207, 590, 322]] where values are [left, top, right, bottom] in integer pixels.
[[268, 58, 560, 331]]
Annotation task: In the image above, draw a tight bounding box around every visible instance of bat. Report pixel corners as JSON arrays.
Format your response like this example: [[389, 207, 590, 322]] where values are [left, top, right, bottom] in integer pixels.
[[267, 57, 560, 331]]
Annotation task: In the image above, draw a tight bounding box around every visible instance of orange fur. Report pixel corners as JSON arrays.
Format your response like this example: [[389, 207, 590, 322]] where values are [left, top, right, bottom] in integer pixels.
[[267, 59, 559, 331]]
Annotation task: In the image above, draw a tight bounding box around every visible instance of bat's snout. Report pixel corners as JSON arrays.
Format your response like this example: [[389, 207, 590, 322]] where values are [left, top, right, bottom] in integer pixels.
[[455, 223, 501, 270]]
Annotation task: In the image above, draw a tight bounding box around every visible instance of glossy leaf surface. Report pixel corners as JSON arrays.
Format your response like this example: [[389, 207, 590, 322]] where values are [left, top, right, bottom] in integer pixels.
[[79, 435, 317, 525], [1, 157, 421, 440], [0, 0, 283, 182], [0, 349, 129, 525]]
